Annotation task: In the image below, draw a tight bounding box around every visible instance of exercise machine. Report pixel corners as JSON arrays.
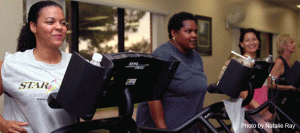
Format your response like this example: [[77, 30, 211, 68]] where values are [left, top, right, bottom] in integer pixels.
[[48, 52, 180, 132], [245, 61, 300, 133], [139, 58, 273, 133]]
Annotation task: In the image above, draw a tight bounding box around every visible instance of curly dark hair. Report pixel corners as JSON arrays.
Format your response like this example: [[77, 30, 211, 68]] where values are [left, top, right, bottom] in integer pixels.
[[168, 12, 197, 40], [17, 1, 62, 52], [239, 28, 261, 57]]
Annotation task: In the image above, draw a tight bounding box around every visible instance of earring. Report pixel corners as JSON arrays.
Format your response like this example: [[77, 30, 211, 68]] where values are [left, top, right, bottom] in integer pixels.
[[172, 37, 176, 41]]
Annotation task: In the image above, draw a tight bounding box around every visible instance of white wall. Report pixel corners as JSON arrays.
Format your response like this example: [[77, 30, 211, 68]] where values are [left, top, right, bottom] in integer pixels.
[[0, 0, 22, 59], [0, 0, 23, 115]]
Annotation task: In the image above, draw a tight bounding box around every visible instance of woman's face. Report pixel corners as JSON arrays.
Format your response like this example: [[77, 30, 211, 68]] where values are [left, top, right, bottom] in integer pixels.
[[240, 32, 260, 56], [30, 6, 67, 49], [172, 20, 198, 53], [285, 38, 296, 53]]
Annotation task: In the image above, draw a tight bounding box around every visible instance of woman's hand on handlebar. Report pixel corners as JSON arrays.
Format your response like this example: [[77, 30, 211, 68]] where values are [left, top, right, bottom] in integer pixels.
[[260, 108, 273, 122], [0, 120, 28, 133]]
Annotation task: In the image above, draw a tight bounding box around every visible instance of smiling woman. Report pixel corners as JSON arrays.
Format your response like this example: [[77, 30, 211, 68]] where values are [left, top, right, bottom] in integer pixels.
[[239, 29, 260, 59], [0, 1, 78, 133], [30, 6, 67, 63], [238, 28, 273, 133]]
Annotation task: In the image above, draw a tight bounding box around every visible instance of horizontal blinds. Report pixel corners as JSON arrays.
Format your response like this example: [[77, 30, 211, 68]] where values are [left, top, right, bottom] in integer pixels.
[[72, 0, 168, 15]]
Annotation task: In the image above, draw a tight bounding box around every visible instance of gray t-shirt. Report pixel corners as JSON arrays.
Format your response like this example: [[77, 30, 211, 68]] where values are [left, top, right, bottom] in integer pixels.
[[136, 41, 207, 133], [1, 49, 77, 133]]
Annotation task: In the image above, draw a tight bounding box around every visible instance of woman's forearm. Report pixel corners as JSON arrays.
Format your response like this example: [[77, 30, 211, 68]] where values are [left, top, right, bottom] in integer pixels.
[[240, 90, 260, 109], [148, 100, 167, 129]]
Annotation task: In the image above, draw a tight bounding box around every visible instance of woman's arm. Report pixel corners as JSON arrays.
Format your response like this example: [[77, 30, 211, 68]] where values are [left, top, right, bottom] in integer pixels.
[[240, 90, 273, 121], [0, 60, 28, 133], [148, 100, 167, 129], [240, 90, 260, 109], [0, 60, 4, 102], [267, 58, 296, 90]]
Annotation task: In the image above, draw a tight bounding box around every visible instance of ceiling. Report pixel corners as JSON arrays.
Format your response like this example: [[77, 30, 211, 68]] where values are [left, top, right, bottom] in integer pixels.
[[264, 0, 300, 11]]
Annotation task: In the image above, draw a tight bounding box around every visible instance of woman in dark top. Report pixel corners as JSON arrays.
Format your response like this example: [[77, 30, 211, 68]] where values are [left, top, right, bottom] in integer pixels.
[[136, 12, 207, 133], [268, 34, 297, 90], [268, 34, 299, 132]]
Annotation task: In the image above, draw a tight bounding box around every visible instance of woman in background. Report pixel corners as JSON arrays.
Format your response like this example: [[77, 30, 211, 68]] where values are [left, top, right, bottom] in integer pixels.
[[268, 34, 299, 133], [239, 28, 273, 133], [136, 12, 207, 133], [0, 1, 77, 133]]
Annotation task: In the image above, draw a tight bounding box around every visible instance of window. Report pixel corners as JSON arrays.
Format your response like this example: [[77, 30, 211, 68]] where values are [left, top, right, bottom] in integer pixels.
[[124, 9, 151, 53], [24, 0, 167, 60], [65, 1, 151, 60]]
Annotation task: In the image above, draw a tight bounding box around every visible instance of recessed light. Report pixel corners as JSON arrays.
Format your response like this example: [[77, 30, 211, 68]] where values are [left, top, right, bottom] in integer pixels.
[[297, 5, 300, 8]]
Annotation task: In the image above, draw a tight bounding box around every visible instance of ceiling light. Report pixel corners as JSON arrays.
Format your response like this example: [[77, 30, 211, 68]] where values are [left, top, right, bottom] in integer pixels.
[[297, 5, 300, 9]]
